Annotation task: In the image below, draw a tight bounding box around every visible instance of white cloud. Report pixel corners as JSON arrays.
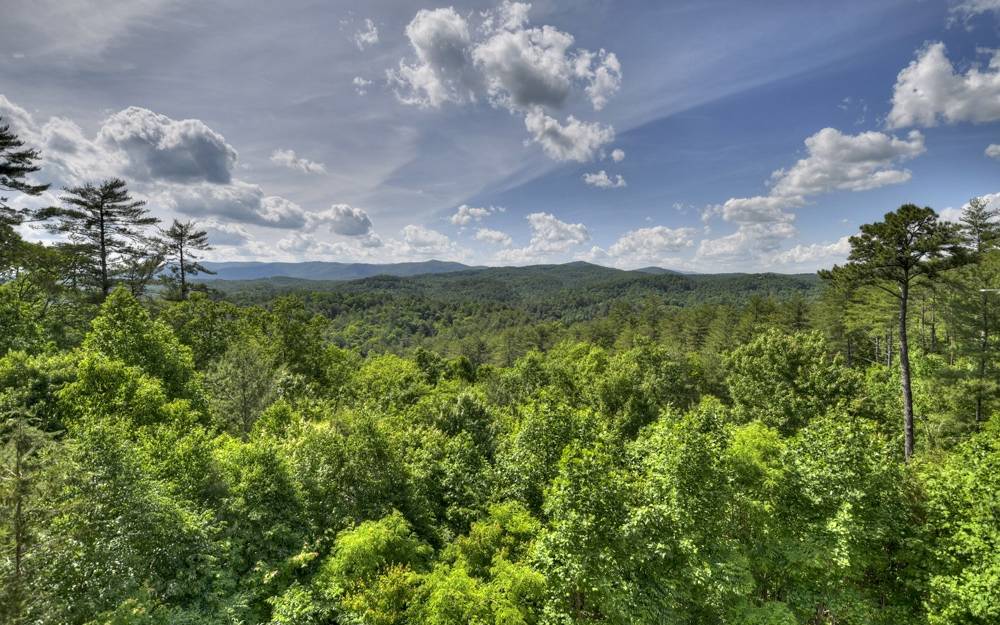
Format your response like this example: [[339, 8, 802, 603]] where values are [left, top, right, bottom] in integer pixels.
[[713, 195, 803, 224], [0, 97, 240, 187], [987, 143, 1000, 159], [696, 221, 797, 262], [388, 3, 621, 162], [770, 235, 851, 267], [98, 106, 239, 184], [581, 49, 622, 111], [353, 76, 372, 95], [495, 211, 589, 263], [402, 224, 452, 250], [153, 181, 308, 229], [0, 94, 326, 233], [769, 127, 925, 196], [523, 108, 614, 162], [199, 218, 252, 247], [475, 227, 513, 246], [269, 148, 327, 174], [354, 18, 379, 50], [277, 233, 377, 260], [386, 7, 478, 108], [310, 204, 373, 236], [588, 225, 696, 268], [887, 43, 1000, 128], [450, 204, 502, 225], [949, 0, 1000, 24], [610, 148, 625, 162], [396, 224, 470, 260], [696, 126, 920, 267], [582, 170, 626, 188]]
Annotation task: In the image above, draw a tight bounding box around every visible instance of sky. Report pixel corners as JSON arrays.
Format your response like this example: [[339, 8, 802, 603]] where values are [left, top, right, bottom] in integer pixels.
[[1, 0, 999, 272]]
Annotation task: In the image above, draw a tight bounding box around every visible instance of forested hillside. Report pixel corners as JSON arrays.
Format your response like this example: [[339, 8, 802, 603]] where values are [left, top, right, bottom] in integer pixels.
[[3, 119, 1000, 624]]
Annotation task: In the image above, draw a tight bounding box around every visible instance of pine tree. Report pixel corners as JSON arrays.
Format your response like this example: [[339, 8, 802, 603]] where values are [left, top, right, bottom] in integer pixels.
[[35, 179, 158, 299], [160, 219, 214, 300], [821, 204, 966, 461], [0, 119, 48, 227], [1, 118, 50, 273], [950, 197, 1000, 426]]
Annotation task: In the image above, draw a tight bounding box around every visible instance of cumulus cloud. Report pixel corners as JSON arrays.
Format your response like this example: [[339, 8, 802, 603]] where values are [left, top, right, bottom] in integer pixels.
[[586, 225, 696, 268], [713, 195, 803, 224], [451, 204, 502, 225], [987, 143, 1000, 159], [582, 169, 626, 188], [887, 43, 1000, 128], [523, 108, 614, 162], [610, 148, 625, 162], [309, 204, 373, 236], [387, 2, 620, 162], [199, 219, 252, 247], [0, 96, 243, 188], [98, 106, 239, 184], [387, 7, 478, 108], [354, 18, 379, 50], [0, 95, 328, 234], [769, 128, 925, 196], [277, 232, 377, 260], [769, 235, 851, 267], [153, 181, 308, 229], [269, 148, 327, 174], [697, 126, 921, 267], [495, 211, 589, 263], [697, 222, 797, 262], [475, 227, 513, 246]]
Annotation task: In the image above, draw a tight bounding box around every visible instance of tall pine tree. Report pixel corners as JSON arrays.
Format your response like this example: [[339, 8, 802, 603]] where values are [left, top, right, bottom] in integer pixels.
[[1, 118, 49, 273], [160, 219, 214, 300], [36, 179, 158, 299], [821, 204, 966, 461]]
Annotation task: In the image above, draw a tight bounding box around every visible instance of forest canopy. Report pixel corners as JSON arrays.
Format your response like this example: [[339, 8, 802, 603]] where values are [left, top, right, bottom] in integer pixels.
[[2, 117, 1000, 625]]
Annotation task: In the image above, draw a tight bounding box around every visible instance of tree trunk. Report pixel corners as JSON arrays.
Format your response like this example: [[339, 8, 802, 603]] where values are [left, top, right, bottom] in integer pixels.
[[98, 203, 109, 298], [899, 281, 915, 461], [179, 245, 187, 300]]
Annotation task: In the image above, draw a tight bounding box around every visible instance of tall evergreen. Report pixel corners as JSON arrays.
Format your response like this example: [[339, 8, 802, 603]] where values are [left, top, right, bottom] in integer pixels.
[[0, 119, 48, 226], [953, 197, 1000, 425], [35, 179, 158, 299], [160, 219, 214, 300], [821, 204, 966, 461], [1, 118, 49, 273]]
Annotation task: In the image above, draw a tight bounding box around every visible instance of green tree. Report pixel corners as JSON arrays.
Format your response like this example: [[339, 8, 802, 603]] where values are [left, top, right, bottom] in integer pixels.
[[0, 374, 54, 624], [82, 289, 201, 404], [0, 118, 49, 274], [205, 334, 283, 435], [36, 179, 158, 298], [822, 204, 965, 460], [160, 219, 214, 300], [725, 329, 861, 434]]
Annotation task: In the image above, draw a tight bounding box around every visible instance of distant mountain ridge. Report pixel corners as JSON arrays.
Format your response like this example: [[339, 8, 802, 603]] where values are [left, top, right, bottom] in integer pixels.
[[196, 260, 723, 282], [202, 261, 821, 310], [198, 260, 478, 281]]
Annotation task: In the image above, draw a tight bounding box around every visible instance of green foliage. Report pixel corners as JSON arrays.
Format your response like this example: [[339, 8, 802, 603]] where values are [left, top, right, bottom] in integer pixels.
[[83, 288, 202, 404], [921, 418, 1000, 624], [6, 222, 1000, 624], [726, 329, 861, 433]]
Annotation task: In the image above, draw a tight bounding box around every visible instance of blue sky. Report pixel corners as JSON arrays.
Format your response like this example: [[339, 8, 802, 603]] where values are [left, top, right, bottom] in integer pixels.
[[1, 0, 999, 271]]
